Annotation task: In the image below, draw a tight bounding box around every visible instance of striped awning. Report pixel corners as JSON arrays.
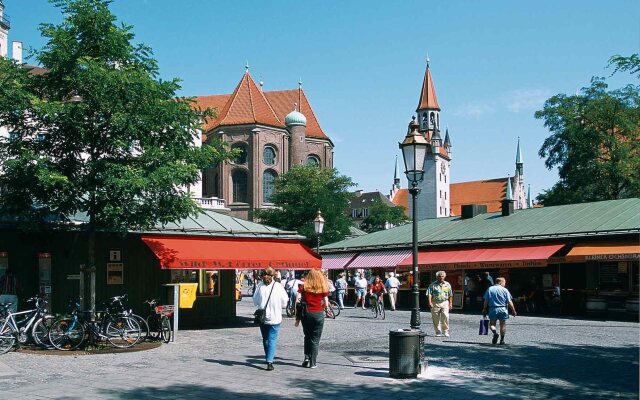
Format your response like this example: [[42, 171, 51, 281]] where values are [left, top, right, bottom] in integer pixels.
[[321, 252, 357, 270], [346, 249, 412, 269]]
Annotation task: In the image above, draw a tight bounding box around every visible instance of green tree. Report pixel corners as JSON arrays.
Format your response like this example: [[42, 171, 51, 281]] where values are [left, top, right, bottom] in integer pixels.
[[360, 199, 407, 233], [0, 0, 230, 310], [255, 165, 355, 246], [535, 54, 640, 205]]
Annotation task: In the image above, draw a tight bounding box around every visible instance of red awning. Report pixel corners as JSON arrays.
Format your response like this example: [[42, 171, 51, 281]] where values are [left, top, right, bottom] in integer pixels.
[[398, 244, 565, 270], [347, 249, 412, 269], [321, 253, 358, 270], [141, 235, 321, 270]]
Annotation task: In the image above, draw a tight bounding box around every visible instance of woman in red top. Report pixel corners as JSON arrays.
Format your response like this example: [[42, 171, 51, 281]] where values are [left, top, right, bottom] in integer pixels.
[[297, 269, 329, 369], [369, 275, 387, 309]]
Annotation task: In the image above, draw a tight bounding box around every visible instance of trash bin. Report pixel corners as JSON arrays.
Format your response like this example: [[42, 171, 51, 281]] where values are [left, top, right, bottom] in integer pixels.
[[389, 329, 422, 378]]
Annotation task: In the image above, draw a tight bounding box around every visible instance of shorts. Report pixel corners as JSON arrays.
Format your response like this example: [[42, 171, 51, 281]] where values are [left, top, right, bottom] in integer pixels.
[[356, 288, 366, 297], [489, 307, 509, 321]]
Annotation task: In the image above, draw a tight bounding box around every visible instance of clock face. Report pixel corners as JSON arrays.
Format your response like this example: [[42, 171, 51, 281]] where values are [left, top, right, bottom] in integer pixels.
[[440, 163, 446, 174]]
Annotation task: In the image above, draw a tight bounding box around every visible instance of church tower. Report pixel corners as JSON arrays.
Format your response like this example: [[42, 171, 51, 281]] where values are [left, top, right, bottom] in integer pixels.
[[512, 138, 526, 209], [410, 59, 451, 220], [0, 1, 9, 58]]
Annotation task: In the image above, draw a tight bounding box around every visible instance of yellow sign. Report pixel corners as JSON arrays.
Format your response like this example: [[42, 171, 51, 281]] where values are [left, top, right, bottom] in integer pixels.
[[179, 283, 198, 308]]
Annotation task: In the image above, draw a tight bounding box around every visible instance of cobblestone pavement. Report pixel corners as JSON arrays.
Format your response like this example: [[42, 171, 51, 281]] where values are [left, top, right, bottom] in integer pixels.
[[0, 296, 638, 400]]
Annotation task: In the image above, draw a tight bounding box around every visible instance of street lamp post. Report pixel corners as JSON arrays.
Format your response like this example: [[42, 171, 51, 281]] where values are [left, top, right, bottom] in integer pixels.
[[399, 117, 428, 330], [313, 209, 325, 254]]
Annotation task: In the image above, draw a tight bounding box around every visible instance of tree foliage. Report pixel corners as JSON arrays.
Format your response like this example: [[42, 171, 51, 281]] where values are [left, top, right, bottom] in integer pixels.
[[535, 54, 640, 205], [0, 0, 229, 229], [255, 166, 355, 245], [360, 199, 407, 233]]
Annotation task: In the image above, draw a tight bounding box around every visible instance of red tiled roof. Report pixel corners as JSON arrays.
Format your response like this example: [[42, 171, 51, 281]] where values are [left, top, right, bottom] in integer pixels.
[[417, 65, 440, 111], [391, 189, 409, 216], [265, 89, 327, 139], [193, 73, 329, 140], [450, 178, 507, 215], [391, 178, 508, 217]]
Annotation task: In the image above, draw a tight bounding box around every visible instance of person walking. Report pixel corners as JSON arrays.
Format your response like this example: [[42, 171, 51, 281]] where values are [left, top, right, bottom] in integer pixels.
[[482, 277, 517, 345], [426, 271, 453, 337], [252, 267, 288, 371], [297, 269, 329, 369], [353, 272, 368, 309], [384, 272, 400, 311], [334, 273, 348, 309]]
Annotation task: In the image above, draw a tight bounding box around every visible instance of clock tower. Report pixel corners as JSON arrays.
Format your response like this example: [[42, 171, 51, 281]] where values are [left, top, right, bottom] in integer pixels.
[[408, 59, 452, 220]]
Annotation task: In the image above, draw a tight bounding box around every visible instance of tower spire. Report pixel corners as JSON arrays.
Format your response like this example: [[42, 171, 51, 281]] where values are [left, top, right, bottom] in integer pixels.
[[245, 61, 249, 73], [515, 137, 523, 177], [393, 155, 400, 189]]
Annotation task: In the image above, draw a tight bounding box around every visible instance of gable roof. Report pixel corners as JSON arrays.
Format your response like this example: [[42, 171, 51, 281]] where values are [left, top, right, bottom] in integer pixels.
[[391, 188, 409, 216], [193, 73, 329, 140], [350, 191, 395, 209], [323, 198, 640, 251]]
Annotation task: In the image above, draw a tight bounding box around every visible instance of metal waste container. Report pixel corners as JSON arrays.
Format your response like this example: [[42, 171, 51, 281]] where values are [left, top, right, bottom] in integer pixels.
[[389, 329, 422, 378]]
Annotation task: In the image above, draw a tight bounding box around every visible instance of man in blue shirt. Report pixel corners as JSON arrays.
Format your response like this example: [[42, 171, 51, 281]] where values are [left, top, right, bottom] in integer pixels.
[[482, 277, 517, 345]]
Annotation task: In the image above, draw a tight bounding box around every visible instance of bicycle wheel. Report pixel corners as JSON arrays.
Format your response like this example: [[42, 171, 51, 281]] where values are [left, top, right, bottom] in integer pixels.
[[106, 316, 141, 348], [131, 314, 149, 343], [324, 304, 335, 319], [32, 315, 55, 349], [378, 303, 385, 320], [160, 316, 171, 344], [371, 303, 378, 318], [145, 315, 160, 341], [48, 318, 85, 351], [329, 300, 341, 317], [0, 323, 17, 354]]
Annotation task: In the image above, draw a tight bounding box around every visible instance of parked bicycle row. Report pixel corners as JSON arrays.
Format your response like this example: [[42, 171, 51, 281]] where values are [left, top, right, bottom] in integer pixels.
[[0, 294, 173, 354]]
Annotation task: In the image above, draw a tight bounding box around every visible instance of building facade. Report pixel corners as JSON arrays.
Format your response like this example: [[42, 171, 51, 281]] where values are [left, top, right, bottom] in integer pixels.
[[194, 71, 334, 220]]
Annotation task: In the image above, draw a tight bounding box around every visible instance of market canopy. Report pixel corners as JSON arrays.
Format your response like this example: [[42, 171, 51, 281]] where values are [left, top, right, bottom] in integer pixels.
[[347, 249, 412, 269], [398, 243, 565, 271], [321, 253, 357, 270], [565, 241, 640, 262], [141, 235, 321, 270]]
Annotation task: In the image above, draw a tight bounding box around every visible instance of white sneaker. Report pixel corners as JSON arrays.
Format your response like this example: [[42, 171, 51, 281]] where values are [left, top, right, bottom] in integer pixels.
[[444, 332, 450, 337], [435, 332, 443, 337]]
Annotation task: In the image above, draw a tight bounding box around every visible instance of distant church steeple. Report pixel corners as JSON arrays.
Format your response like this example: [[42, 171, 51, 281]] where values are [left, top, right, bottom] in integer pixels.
[[393, 155, 400, 189], [416, 58, 441, 135]]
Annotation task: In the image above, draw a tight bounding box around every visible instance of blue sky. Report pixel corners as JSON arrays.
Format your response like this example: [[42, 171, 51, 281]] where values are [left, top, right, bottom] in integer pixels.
[[5, 0, 639, 198]]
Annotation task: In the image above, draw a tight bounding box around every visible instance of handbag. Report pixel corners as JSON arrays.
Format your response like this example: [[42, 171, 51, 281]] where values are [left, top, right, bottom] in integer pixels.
[[478, 318, 489, 335], [254, 282, 275, 325]]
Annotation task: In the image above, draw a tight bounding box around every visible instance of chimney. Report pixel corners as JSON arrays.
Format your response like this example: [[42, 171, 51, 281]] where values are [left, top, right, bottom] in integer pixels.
[[461, 204, 487, 219], [12, 41, 21, 64], [501, 199, 514, 216]]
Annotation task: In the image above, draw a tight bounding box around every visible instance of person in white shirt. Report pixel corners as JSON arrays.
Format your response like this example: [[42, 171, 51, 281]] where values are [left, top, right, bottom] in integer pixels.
[[253, 267, 288, 371], [354, 272, 369, 309], [385, 272, 401, 311]]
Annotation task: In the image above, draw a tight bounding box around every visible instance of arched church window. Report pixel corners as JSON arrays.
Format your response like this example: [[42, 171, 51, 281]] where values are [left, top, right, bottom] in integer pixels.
[[306, 155, 320, 167], [232, 170, 248, 203], [231, 143, 248, 165], [263, 145, 276, 166], [263, 169, 277, 203], [422, 112, 429, 129]]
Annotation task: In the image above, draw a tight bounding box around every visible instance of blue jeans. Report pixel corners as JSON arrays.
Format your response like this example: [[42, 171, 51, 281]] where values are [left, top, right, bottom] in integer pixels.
[[259, 323, 281, 363], [336, 290, 346, 309]]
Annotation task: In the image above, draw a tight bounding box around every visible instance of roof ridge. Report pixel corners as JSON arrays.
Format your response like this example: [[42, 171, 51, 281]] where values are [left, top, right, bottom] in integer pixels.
[[216, 73, 247, 126], [247, 73, 257, 122]]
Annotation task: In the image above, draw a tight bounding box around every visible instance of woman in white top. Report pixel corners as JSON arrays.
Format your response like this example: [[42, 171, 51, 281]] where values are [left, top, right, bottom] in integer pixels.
[[253, 267, 288, 371]]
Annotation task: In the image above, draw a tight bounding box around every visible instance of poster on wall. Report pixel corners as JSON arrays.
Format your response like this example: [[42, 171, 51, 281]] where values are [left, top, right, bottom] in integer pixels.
[[107, 263, 123, 284]]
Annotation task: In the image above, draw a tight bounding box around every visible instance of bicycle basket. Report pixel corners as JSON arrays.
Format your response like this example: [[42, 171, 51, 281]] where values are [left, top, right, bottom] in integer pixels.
[[154, 305, 174, 317]]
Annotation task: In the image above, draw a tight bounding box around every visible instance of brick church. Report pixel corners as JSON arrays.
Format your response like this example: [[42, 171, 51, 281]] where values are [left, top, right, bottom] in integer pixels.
[[193, 68, 334, 220]]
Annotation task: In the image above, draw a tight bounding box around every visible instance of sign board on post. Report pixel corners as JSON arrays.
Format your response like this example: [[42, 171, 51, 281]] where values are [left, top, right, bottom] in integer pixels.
[[178, 283, 198, 308]]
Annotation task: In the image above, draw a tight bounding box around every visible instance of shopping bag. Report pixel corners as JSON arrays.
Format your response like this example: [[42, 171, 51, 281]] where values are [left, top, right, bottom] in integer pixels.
[[478, 319, 489, 335]]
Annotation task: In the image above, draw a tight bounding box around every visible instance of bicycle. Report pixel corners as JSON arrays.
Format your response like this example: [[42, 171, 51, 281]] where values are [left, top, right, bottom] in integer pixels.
[[0, 295, 54, 353], [110, 294, 148, 345], [369, 294, 385, 320], [142, 299, 172, 343], [48, 299, 141, 350], [324, 300, 340, 319]]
